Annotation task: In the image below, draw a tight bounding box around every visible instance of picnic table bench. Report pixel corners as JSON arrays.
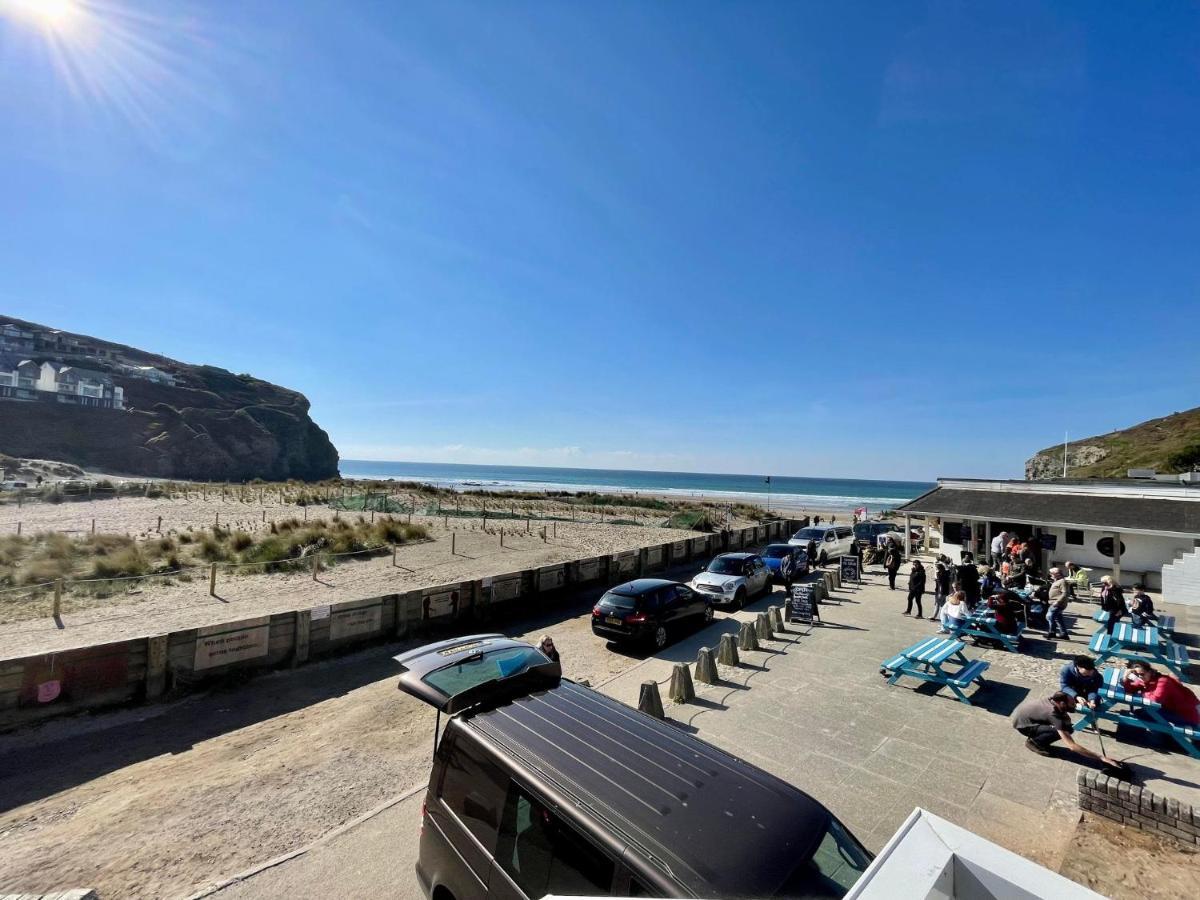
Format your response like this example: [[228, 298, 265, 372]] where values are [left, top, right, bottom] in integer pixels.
[[880, 636, 990, 705], [1092, 610, 1176, 636], [947, 608, 1025, 653], [1088, 623, 1191, 680], [1074, 668, 1199, 759]]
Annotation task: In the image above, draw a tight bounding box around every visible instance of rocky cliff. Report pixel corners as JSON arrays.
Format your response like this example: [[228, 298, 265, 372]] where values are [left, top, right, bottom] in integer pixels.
[[1025, 406, 1200, 480], [0, 318, 339, 481]]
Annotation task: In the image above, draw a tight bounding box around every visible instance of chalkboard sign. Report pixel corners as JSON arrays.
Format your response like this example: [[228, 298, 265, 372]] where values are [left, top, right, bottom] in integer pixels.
[[1037, 533, 1058, 551], [840, 555, 860, 583], [789, 584, 817, 625]]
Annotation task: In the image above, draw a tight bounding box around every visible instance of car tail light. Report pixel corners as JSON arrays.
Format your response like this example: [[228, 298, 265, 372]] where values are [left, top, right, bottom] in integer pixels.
[[420, 799, 427, 836], [625, 613, 647, 624], [592, 605, 602, 617]]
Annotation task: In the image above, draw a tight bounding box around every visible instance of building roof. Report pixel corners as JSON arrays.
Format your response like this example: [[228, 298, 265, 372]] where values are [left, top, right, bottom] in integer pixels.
[[897, 479, 1200, 537], [470, 679, 830, 896]]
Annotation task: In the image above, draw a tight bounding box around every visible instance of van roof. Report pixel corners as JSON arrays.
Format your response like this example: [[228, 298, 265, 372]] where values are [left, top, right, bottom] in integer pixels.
[[466, 679, 828, 896]]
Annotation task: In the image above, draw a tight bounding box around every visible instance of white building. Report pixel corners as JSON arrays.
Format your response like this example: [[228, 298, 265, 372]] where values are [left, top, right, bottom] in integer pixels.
[[120, 364, 176, 386], [896, 477, 1200, 602], [0, 358, 123, 409]]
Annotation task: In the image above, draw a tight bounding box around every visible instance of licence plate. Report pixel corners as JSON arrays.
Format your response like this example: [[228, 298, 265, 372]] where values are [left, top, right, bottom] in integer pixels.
[[606, 616, 623, 626]]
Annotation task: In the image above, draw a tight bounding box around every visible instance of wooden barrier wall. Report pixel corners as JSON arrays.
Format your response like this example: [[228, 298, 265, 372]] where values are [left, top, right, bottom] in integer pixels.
[[0, 519, 801, 731]]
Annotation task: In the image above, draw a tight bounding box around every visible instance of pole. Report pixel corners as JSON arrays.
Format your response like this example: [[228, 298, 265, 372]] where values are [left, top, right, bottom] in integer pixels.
[[452, 532, 456, 556], [1063, 431, 1069, 478], [312, 554, 319, 580], [766, 476, 771, 513], [53, 578, 63, 619], [392, 544, 398, 567], [209, 563, 217, 596]]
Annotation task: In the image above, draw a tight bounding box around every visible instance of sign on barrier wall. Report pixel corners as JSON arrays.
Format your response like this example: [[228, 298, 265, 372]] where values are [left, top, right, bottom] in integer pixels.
[[329, 601, 383, 641], [194, 617, 270, 670], [488, 575, 522, 602], [671, 541, 688, 561], [424, 587, 462, 619], [643, 546, 663, 569], [612, 551, 638, 576], [690, 537, 707, 557], [574, 558, 601, 582], [536, 566, 566, 592]]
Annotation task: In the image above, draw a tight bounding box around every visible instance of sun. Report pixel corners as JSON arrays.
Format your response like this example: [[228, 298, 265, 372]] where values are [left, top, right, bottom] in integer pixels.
[[1, 0, 80, 32]]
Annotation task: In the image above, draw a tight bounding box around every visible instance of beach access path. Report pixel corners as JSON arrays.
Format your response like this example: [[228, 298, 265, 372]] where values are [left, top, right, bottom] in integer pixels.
[[0, 515, 697, 658]]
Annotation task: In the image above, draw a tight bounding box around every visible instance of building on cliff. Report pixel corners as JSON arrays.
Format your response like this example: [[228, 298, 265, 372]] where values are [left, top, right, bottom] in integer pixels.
[[0, 356, 124, 409]]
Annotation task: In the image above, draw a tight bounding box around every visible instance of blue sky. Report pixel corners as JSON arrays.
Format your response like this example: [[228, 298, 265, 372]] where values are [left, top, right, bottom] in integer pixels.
[[1, 1, 1197, 481]]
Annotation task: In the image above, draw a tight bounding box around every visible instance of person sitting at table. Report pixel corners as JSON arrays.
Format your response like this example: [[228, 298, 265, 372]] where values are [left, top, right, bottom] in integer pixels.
[[1012, 692, 1122, 764], [1122, 662, 1200, 727], [978, 565, 1002, 598], [938, 590, 969, 634], [1059, 655, 1102, 710], [986, 591, 1021, 635], [1127, 585, 1157, 628], [1099, 575, 1126, 635]]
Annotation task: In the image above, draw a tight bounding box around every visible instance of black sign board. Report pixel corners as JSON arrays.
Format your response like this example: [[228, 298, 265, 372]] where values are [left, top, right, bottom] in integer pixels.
[[840, 555, 860, 583], [789, 584, 817, 625], [1037, 533, 1058, 551]]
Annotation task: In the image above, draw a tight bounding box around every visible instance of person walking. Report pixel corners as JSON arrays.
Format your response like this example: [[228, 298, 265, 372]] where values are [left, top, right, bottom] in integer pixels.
[[884, 539, 902, 590], [1045, 566, 1073, 640], [904, 560, 926, 617], [930, 559, 951, 621], [1099, 575, 1126, 635]]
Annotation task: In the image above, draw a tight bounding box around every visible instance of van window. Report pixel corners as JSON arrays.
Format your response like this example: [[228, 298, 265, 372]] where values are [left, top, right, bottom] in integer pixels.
[[495, 782, 615, 897], [438, 737, 507, 850], [836, 527, 852, 539]]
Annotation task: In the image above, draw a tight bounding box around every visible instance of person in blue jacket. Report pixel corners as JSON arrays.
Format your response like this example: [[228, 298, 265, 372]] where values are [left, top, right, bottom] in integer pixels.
[[1059, 655, 1103, 710]]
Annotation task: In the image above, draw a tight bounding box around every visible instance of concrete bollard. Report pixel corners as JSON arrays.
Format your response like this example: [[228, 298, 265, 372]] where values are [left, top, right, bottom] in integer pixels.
[[737, 621, 760, 652], [694, 646, 719, 684], [717, 633, 740, 667], [669, 663, 695, 703], [638, 680, 666, 719], [769, 605, 784, 633], [832, 567, 842, 589], [755, 612, 772, 642]]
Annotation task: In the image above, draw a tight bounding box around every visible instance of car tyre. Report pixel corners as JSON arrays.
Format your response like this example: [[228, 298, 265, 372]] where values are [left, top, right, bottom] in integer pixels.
[[652, 624, 669, 650], [734, 587, 746, 609]]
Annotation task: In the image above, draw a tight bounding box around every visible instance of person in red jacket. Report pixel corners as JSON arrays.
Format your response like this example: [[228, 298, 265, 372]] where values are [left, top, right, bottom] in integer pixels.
[[1123, 661, 1200, 727]]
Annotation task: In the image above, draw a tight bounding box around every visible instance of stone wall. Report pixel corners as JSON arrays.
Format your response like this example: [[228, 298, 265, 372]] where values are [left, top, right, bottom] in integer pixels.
[[1077, 769, 1200, 845]]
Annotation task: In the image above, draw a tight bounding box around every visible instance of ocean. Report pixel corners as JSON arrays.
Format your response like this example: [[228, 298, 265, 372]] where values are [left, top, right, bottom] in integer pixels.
[[338, 460, 932, 513]]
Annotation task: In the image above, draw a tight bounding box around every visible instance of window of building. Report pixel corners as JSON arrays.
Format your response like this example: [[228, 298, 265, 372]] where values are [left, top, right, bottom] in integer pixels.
[[437, 738, 507, 851], [496, 782, 614, 897], [942, 522, 964, 545], [1065, 529, 1084, 546]]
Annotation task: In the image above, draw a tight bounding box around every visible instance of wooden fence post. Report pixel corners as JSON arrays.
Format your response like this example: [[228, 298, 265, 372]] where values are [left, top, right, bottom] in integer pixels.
[[53, 578, 63, 618], [208, 563, 217, 596], [312, 554, 319, 580], [452, 532, 457, 555]]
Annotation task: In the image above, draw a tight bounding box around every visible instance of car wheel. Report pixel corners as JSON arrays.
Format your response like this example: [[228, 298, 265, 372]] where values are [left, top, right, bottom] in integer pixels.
[[734, 588, 746, 609], [653, 624, 668, 650]]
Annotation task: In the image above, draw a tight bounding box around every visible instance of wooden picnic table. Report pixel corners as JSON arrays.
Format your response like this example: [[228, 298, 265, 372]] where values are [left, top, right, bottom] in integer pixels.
[[947, 607, 1025, 653], [880, 636, 990, 705], [1089, 622, 1191, 680], [1092, 609, 1176, 637], [1074, 668, 1199, 759]]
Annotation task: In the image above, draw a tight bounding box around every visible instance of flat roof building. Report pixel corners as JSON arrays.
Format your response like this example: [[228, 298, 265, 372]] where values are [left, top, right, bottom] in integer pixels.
[[896, 478, 1200, 604]]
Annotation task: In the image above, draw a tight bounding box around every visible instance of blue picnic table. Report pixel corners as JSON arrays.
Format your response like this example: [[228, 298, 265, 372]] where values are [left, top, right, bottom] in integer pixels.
[[1075, 668, 1199, 759], [880, 636, 990, 705], [947, 607, 1025, 653], [1088, 622, 1191, 680], [1092, 609, 1176, 637]]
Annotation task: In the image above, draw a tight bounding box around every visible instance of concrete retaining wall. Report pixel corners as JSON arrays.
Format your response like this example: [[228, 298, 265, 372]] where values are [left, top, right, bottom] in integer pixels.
[[0, 520, 797, 731]]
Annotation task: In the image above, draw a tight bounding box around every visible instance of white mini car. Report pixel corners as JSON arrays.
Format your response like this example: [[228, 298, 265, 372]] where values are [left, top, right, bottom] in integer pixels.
[[689, 552, 772, 609]]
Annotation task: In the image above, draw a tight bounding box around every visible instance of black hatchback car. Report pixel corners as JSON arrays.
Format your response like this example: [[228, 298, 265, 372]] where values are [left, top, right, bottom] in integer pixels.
[[396, 635, 873, 900], [590, 578, 712, 650]]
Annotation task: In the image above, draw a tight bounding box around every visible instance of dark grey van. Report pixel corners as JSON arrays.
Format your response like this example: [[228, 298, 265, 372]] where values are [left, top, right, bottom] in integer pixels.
[[396, 635, 871, 899]]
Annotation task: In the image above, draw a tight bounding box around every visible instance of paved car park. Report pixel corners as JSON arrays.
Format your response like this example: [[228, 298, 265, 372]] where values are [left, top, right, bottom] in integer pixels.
[[212, 560, 1199, 897]]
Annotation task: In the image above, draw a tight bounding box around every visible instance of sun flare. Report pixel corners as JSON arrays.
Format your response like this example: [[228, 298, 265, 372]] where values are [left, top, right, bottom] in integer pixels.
[[1, 0, 80, 31]]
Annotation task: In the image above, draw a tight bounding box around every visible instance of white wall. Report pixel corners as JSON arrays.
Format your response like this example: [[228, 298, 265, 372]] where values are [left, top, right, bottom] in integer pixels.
[[1042, 527, 1196, 590]]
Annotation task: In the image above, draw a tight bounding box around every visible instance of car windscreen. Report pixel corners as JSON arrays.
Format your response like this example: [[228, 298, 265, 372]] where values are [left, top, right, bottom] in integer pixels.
[[793, 528, 826, 541], [774, 815, 872, 898], [707, 557, 744, 575], [597, 590, 639, 611], [763, 546, 791, 559], [422, 646, 551, 699]]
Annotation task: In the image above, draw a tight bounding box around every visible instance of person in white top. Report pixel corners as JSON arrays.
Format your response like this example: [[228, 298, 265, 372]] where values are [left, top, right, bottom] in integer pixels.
[[939, 589, 969, 634], [990, 530, 1008, 568]]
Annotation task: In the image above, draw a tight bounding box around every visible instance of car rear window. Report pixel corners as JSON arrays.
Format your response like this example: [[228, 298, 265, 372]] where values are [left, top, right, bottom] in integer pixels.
[[763, 546, 791, 558], [423, 646, 550, 698], [793, 528, 827, 541], [598, 591, 639, 611]]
